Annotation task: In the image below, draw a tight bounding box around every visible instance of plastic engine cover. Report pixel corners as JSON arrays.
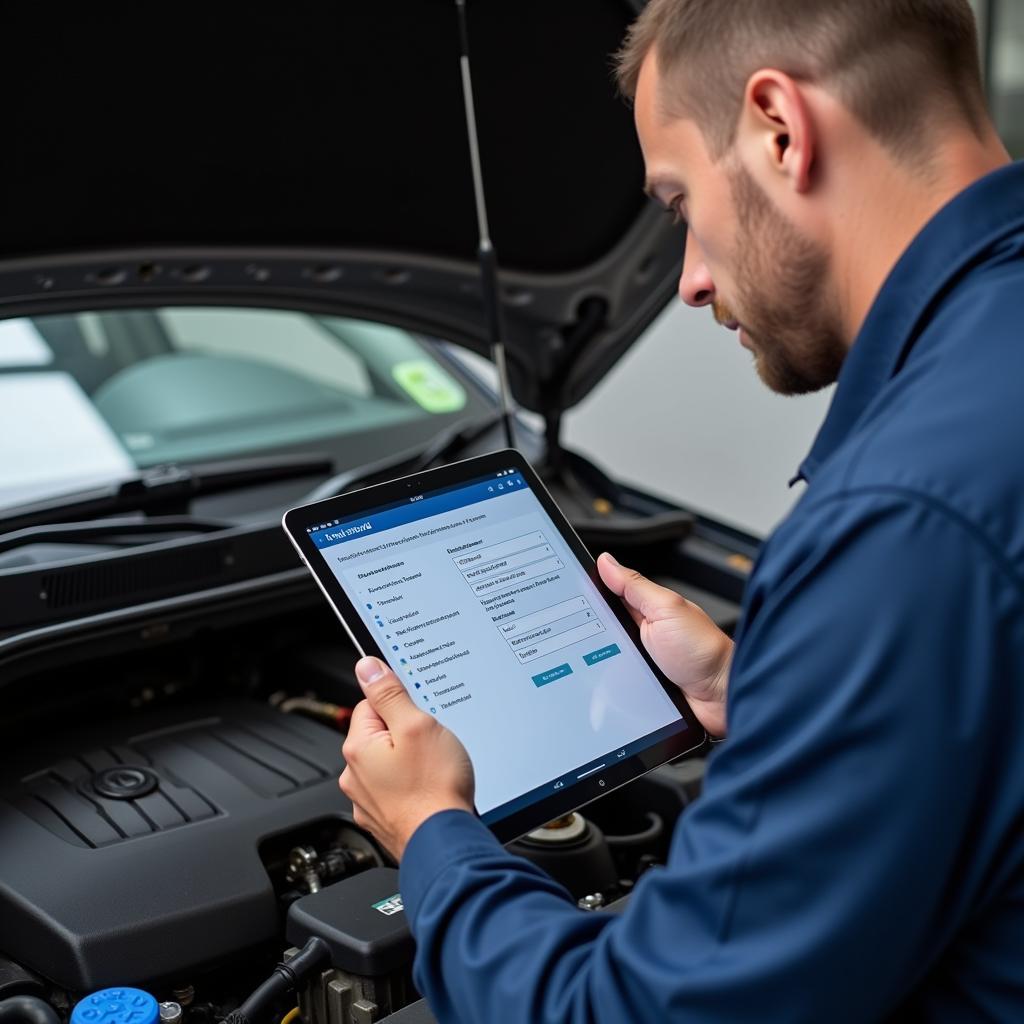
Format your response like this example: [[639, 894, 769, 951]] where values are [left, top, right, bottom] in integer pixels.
[[0, 700, 353, 990]]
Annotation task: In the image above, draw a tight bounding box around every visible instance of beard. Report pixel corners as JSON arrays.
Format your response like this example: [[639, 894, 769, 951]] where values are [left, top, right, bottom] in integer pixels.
[[713, 164, 846, 396]]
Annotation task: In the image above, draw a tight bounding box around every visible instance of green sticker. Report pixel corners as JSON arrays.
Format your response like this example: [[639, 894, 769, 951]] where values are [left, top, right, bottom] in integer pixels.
[[372, 893, 404, 916], [392, 360, 467, 413]]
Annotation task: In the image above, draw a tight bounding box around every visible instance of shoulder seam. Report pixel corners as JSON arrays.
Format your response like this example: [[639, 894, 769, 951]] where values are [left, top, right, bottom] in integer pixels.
[[811, 485, 1024, 600]]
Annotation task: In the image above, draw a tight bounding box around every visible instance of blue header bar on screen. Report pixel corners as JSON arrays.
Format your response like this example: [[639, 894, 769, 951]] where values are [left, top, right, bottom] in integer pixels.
[[309, 474, 528, 550]]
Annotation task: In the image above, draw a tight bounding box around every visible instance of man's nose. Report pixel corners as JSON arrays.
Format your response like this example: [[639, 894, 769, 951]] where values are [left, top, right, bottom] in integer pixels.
[[678, 234, 716, 308]]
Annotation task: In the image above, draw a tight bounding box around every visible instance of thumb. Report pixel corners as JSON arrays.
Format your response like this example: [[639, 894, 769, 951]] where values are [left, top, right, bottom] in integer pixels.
[[597, 551, 631, 595], [355, 657, 419, 728], [597, 552, 668, 624]]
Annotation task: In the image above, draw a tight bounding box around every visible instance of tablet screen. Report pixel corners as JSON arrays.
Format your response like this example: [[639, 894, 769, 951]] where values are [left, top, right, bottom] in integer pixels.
[[304, 464, 690, 826]]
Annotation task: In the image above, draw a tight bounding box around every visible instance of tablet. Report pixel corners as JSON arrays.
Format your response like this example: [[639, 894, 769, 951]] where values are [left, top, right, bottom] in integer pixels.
[[282, 449, 706, 842]]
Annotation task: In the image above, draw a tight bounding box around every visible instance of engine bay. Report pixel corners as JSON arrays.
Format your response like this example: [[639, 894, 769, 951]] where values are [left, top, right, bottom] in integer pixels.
[[0, 602, 708, 1024]]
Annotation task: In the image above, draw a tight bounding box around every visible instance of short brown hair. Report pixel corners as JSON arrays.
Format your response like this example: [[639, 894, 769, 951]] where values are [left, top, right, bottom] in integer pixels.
[[616, 0, 987, 161]]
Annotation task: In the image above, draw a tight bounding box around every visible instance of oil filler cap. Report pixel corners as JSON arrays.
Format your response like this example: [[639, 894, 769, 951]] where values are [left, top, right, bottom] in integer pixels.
[[92, 766, 159, 800], [71, 988, 159, 1024]]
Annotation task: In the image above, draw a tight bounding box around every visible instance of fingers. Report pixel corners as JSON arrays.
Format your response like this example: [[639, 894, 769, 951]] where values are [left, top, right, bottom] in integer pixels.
[[337, 776, 374, 834], [346, 697, 388, 742], [355, 657, 422, 730], [342, 702, 389, 773]]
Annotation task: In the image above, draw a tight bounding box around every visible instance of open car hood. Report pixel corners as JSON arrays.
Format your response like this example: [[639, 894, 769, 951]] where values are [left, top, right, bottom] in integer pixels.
[[0, 0, 683, 414]]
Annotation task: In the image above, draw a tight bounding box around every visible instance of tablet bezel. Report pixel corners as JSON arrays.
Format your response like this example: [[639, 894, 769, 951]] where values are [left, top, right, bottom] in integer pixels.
[[282, 448, 707, 842]]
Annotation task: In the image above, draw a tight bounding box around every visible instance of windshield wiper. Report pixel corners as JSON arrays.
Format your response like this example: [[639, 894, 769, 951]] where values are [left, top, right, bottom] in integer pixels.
[[305, 411, 507, 502], [0, 516, 235, 557], [0, 454, 333, 535]]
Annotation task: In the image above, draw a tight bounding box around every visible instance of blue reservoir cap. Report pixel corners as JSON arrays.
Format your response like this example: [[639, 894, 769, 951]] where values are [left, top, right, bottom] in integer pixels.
[[71, 989, 159, 1024]]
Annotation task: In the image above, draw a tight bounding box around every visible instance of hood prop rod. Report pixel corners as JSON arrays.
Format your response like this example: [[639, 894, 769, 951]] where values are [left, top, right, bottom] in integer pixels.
[[455, 0, 516, 450]]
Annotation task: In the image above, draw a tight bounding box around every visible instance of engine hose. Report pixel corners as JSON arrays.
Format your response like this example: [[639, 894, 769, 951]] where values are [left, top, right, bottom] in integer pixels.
[[278, 697, 353, 731], [223, 937, 329, 1024], [0, 996, 61, 1024]]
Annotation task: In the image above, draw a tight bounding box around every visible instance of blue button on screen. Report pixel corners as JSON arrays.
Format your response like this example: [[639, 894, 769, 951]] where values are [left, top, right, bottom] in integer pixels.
[[583, 644, 621, 667], [532, 663, 574, 687]]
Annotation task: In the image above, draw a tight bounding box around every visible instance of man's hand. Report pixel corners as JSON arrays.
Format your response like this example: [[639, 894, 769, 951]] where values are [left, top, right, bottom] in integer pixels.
[[340, 657, 475, 861], [598, 552, 732, 738]]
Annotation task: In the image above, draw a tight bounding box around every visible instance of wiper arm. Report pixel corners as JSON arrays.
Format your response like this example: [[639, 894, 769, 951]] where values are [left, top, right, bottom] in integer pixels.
[[0, 516, 233, 557], [0, 454, 333, 535], [305, 411, 506, 502]]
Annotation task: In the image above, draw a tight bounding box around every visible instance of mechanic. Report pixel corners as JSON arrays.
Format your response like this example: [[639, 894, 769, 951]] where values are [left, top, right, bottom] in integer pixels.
[[339, 1, 1024, 1020]]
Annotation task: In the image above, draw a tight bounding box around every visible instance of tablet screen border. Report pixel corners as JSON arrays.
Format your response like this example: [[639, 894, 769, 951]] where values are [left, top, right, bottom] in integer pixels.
[[283, 448, 708, 842]]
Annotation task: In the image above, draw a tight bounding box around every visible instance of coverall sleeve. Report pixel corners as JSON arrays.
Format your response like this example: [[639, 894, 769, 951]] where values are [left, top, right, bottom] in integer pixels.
[[398, 494, 1021, 1023]]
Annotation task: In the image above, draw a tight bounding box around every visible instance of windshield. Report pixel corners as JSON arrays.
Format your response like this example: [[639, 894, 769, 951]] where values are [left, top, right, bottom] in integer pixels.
[[0, 307, 491, 509]]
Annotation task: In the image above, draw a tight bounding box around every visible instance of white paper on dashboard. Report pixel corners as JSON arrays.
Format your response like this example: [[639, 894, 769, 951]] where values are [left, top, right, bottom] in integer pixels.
[[0, 319, 54, 368], [0, 372, 135, 507]]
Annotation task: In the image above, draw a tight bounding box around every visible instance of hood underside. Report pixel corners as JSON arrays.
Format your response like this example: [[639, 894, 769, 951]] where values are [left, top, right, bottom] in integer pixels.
[[0, 0, 684, 413]]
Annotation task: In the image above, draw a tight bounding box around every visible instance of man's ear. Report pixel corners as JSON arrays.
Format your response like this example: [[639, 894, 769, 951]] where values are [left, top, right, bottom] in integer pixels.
[[738, 69, 816, 194]]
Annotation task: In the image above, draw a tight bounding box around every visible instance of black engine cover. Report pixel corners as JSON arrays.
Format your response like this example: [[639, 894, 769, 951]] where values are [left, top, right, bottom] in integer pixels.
[[0, 700, 353, 990]]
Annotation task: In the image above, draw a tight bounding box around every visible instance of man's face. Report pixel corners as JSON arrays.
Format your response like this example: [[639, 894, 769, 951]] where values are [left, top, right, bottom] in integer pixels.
[[634, 55, 846, 395]]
